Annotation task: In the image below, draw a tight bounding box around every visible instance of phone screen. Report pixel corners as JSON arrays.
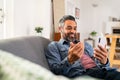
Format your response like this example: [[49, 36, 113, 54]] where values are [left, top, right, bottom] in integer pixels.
[[97, 36, 106, 47]]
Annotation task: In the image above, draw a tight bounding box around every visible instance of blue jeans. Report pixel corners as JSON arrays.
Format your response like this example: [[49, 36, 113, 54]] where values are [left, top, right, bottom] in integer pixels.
[[85, 67, 120, 80]]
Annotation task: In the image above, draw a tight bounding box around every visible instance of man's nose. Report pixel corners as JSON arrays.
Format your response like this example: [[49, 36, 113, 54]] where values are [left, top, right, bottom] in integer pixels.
[[71, 29, 76, 33]]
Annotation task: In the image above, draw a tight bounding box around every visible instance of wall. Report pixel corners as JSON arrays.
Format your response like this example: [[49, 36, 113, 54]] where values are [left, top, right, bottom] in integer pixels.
[[0, 0, 4, 39], [14, 0, 52, 39], [80, 0, 120, 41], [65, 0, 96, 41], [65, 0, 120, 41], [5, 0, 52, 39], [5, 0, 120, 40]]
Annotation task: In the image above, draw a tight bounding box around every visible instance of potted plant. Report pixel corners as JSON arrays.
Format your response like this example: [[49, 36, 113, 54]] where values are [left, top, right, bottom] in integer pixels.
[[89, 31, 97, 39], [90, 31, 97, 36], [35, 26, 43, 36]]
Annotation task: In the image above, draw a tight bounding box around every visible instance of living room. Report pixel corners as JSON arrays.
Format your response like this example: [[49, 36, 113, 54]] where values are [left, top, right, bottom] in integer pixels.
[[0, 0, 120, 80]]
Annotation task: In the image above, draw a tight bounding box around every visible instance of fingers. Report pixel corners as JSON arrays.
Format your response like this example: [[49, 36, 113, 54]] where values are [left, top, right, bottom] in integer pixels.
[[70, 42, 83, 54], [98, 44, 107, 53], [72, 42, 84, 50], [68, 42, 84, 62], [94, 47, 108, 64], [75, 46, 83, 57], [94, 50, 105, 61], [78, 48, 84, 57], [70, 42, 74, 48], [94, 48, 107, 58]]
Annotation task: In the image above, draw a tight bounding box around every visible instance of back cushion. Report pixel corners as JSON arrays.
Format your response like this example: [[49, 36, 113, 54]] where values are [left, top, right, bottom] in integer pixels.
[[0, 36, 51, 70]]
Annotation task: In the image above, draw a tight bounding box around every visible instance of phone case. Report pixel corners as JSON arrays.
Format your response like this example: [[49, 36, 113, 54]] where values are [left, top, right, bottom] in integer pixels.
[[96, 36, 107, 48]]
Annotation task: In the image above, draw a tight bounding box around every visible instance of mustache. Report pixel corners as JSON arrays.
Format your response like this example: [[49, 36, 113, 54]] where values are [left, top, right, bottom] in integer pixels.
[[68, 33, 77, 37], [65, 33, 77, 42], [68, 32, 76, 35]]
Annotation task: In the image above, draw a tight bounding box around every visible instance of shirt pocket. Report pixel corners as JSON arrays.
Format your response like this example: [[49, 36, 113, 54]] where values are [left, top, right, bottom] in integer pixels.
[[59, 47, 68, 60]]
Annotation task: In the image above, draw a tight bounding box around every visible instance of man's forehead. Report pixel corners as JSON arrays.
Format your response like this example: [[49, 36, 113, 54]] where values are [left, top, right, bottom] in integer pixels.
[[64, 20, 76, 26]]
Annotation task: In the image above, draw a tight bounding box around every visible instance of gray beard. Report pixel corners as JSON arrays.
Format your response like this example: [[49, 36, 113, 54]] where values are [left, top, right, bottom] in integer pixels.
[[64, 36, 76, 42], [61, 32, 76, 42]]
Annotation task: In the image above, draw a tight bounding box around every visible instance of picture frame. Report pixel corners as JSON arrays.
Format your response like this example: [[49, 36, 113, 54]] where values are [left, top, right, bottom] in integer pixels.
[[75, 7, 80, 19]]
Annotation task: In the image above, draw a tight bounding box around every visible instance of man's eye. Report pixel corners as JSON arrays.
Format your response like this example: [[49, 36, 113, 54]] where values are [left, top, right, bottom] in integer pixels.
[[67, 26, 72, 30], [67, 27, 72, 30]]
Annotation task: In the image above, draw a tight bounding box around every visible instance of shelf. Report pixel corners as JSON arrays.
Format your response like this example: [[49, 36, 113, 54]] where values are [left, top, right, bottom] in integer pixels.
[[54, 32, 80, 41]]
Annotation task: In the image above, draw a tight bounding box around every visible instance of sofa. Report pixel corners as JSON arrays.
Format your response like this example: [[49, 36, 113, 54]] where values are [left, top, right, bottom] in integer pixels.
[[0, 36, 100, 80]]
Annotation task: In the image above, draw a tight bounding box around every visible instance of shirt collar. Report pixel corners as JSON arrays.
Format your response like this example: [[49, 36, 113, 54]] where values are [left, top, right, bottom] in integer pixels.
[[59, 38, 70, 45]]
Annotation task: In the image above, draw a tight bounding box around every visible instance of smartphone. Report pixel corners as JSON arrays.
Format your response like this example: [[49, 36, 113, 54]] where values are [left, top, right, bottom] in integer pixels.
[[73, 39, 80, 44], [96, 36, 107, 48]]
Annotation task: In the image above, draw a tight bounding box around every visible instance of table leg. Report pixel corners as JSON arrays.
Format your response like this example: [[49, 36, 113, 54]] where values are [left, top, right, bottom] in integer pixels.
[[109, 38, 117, 67]]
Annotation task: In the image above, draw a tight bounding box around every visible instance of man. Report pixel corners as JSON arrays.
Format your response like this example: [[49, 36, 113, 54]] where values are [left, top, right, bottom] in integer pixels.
[[45, 15, 120, 80]]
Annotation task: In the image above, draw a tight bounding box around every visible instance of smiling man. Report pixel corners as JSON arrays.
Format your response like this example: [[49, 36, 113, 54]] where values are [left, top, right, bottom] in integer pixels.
[[45, 15, 120, 80]]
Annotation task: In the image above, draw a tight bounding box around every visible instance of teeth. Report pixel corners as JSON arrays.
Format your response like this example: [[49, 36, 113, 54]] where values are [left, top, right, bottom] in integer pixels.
[[70, 35, 74, 37]]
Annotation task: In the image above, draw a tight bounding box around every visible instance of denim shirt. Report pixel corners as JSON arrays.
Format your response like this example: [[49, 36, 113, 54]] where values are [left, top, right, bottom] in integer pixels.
[[45, 39, 111, 78]]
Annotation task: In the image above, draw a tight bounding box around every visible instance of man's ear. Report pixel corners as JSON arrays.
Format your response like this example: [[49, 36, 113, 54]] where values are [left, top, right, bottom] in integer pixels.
[[58, 27, 63, 33]]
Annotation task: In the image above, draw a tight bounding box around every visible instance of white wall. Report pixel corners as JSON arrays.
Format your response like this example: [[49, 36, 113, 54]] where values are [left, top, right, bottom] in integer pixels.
[[80, 0, 120, 41], [0, 0, 4, 39], [5, 0, 120, 40], [3, 0, 14, 38], [65, 0, 120, 41], [6, 0, 52, 39], [14, 0, 52, 39]]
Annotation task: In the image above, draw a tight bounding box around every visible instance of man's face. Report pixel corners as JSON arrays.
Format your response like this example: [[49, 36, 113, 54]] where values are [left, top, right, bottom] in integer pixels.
[[61, 20, 77, 42]]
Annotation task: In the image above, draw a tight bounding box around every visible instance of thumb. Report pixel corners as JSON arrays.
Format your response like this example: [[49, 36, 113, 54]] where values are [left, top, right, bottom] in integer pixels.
[[70, 42, 74, 48], [105, 44, 106, 48]]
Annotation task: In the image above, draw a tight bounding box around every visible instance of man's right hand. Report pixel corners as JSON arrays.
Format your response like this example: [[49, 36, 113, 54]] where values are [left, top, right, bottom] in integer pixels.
[[68, 42, 84, 64]]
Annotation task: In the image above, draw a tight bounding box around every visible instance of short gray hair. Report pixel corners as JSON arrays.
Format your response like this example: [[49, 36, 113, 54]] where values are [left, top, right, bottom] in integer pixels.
[[59, 15, 76, 27]]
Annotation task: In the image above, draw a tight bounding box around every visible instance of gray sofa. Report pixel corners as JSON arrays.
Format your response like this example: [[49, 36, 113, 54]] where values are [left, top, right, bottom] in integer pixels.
[[0, 36, 51, 70], [0, 36, 100, 80]]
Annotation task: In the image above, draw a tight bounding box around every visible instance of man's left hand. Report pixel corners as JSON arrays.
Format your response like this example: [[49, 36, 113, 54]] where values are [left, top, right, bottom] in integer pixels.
[[94, 45, 108, 64]]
